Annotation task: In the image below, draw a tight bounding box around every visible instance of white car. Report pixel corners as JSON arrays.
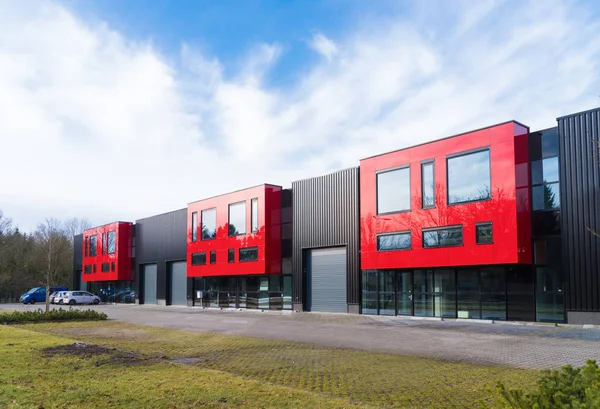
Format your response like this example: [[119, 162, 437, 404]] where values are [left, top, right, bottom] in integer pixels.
[[61, 291, 101, 305], [54, 291, 68, 304]]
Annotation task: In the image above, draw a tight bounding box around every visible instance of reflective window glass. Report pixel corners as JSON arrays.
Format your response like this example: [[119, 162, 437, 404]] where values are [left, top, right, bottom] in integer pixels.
[[228, 202, 246, 236], [377, 167, 410, 214], [414, 269, 433, 293], [191, 252, 206, 266], [533, 183, 560, 210], [421, 162, 435, 208], [201, 208, 217, 240], [89, 235, 97, 257], [423, 227, 463, 248], [191, 212, 198, 242], [447, 149, 491, 204], [361, 271, 378, 315], [239, 247, 258, 262], [107, 231, 116, 254], [251, 198, 258, 232], [379, 271, 395, 316], [476, 223, 493, 244], [542, 157, 559, 183], [434, 269, 455, 293], [541, 128, 559, 158], [531, 160, 543, 185], [377, 232, 411, 251], [210, 251, 216, 264], [228, 249, 234, 263]]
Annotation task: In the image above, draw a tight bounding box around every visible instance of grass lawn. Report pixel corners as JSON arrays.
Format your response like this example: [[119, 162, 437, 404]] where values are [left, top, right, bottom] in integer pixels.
[[12, 321, 541, 408], [0, 325, 365, 408]]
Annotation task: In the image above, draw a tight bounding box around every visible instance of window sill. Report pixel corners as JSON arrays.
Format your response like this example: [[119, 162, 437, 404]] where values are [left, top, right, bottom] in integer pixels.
[[376, 209, 411, 216], [447, 197, 492, 207]]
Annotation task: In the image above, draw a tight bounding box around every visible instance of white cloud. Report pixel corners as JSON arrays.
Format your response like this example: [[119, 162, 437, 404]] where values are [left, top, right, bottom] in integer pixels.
[[1, 0, 599, 232], [309, 33, 338, 62]]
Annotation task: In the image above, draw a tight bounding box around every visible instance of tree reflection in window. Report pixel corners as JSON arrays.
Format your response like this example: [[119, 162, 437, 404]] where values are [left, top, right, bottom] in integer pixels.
[[447, 150, 491, 205]]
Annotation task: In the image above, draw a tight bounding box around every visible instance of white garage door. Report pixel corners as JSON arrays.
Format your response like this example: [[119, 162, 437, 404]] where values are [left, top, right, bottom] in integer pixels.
[[169, 261, 187, 306], [143, 264, 157, 305], [309, 247, 347, 313]]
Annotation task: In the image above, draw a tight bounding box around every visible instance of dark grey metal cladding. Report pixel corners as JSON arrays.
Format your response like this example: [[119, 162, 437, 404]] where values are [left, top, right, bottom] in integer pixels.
[[281, 188, 293, 273], [292, 167, 360, 311], [72, 234, 83, 290], [135, 208, 187, 303], [558, 108, 600, 312]]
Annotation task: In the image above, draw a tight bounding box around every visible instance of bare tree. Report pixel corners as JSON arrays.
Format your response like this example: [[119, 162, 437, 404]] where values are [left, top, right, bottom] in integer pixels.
[[63, 217, 92, 244], [33, 218, 72, 312]]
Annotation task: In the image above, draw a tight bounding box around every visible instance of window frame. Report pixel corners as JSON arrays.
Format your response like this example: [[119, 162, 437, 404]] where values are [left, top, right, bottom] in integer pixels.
[[475, 222, 493, 245], [228, 201, 247, 236], [446, 147, 492, 206], [89, 235, 97, 257], [201, 208, 217, 241], [107, 231, 116, 254], [422, 225, 464, 248], [376, 231, 412, 251], [239, 247, 259, 262], [191, 252, 207, 266], [376, 165, 411, 215], [191, 212, 198, 242], [421, 160, 435, 209], [251, 198, 259, 233], [531, 154, 560, 212]]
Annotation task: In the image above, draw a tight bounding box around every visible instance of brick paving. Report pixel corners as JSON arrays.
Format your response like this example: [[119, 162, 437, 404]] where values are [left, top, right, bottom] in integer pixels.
[[2, 303, 599, 369]]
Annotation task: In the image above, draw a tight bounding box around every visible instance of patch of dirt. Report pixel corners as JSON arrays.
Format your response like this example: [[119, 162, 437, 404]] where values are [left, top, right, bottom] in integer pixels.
[[43, 342, 149, 366], [50, 327, 156, 341]]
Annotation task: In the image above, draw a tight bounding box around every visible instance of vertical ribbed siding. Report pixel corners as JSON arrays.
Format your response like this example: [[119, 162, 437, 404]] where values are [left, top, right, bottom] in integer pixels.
[[292, 167, 360, 310], [135, 208, 188, 302], [72, 234, 83, 289], [558, 108, 600, 312]]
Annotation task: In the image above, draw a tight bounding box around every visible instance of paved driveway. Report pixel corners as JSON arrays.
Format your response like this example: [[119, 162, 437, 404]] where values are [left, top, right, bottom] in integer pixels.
[[3, 303, 599, 370]]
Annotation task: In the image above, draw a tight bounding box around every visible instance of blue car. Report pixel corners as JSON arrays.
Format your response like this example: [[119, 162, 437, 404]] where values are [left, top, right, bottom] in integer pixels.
[[19, 286, 68, 304]]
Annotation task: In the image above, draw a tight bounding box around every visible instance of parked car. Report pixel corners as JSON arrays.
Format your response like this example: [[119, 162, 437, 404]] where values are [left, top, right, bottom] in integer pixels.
[[19, 286, 68, 304], [54, 291, 68, 305], [49, 291, 59, 304], [61, 291, 101, 305]]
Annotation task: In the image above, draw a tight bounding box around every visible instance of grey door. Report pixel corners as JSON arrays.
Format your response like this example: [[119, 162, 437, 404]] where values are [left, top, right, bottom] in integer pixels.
[[169, 261, 187, 306], [143, 264, 157, 305], [309, 247, 347, 313]]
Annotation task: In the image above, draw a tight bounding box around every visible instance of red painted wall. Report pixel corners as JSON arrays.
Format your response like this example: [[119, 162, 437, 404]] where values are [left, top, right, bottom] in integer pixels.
[[81, 222, 132, 282], [360, 122, 532, 270], [187, 184, 282, 277]]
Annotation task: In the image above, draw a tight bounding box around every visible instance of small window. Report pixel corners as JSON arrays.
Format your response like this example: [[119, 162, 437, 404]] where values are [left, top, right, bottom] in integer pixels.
[[101, 233, 106, 255], [93, 264, 97, 273], [476, 223, 493, 244], [251, 198, 258, 233], [210, 251, 216, 264], [191, 212, 198, 242], [228, 249, 235, 263], [107, 231, 116, 254], [84, 265, 92, 274], [201, 208, 217, 240], [84, 237, 88, 257], [239, 247, 258, 262], [423, 226, 463, 248], [111, 262, 115, 272], [447, 149, 491, 205], [377, 232, 411, 251], [377, 166, 410, 214], [421, 161, 435, 208], [229, 202, 246, 236], [191, 252, 206, 266], [89, 235, 97, 256], [101, 262, 110, 272]]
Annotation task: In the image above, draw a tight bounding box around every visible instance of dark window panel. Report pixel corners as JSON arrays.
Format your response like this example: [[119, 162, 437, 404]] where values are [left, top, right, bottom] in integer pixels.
[[239, 247, 258, 262], [541, 128, 559, 158], [228, 249, 234, 263], [447, 149, 491, 204], [210, 251, 216, 264], [101, 262, 110, 272], [532, 183, 560, 210], [84, 265, 92, 274], [377, 232, 411, 251], [476, 223, 493, 244], [377, 167, 410, 214], [191, 252, 206, 266], [89, 235, 97, 257], [532, 210, 561, 236]]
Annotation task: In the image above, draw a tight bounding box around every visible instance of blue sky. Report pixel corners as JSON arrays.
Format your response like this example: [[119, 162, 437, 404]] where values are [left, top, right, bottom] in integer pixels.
[[1, 0, 600, 232]]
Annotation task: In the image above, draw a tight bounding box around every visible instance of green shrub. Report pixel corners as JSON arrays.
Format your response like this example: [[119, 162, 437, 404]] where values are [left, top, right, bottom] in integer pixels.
[[0, 308, 107, 324], [484, 360, 600, 409]]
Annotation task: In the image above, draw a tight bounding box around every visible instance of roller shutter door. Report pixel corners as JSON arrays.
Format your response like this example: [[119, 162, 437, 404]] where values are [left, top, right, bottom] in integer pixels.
[[169, 261, 187, 306], [309, 247, 347, 313], [143, 264, 157, 305]]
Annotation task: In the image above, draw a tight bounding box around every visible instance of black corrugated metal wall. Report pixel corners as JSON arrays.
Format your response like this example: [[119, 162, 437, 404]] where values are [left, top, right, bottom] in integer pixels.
[[558, 108, 600, 314], [135, 208, 188, 305], [72, 234, 83, 290], [291, 167, 360, 313]]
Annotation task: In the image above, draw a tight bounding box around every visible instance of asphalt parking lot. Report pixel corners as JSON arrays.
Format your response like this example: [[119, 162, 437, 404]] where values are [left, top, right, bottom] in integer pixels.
[[2, 302, 599, 369]]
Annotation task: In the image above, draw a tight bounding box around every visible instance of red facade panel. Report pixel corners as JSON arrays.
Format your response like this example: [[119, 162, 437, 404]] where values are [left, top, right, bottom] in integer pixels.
[[187, 184, 282, 277], [81, 222, 132, 282], [360, 122, 531, 270]]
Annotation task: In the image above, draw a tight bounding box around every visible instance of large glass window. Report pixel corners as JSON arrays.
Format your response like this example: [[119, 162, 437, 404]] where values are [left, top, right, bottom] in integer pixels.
[[228, 202, 246, 236], [251, 198, 258, 233], [535, 238, 563, 323], [421, 161, 435, 208], [239, 247, 258, 262], [201, 208, 217, 240], [101, 233, 106, 255], [423, 226, 463, 248], [434, 269, 456, 318], [447, 149, 491, 204], [379, 271, 395, 316], [396, 271, 412, 315], [107, 231, 116, 254], [362, 271, 378, 315], [377, 232, 411, 251], [376, 166, 410, 214], [191, 212, 198, 242], [89, 235, 97, 257], [531, 130, 560, 211], [413, 269, 434, 316], [532, 184, 560, 210]]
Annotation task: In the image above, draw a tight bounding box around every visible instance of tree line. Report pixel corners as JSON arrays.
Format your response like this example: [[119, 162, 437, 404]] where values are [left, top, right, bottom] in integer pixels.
[[0, 210, 90, 303]]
